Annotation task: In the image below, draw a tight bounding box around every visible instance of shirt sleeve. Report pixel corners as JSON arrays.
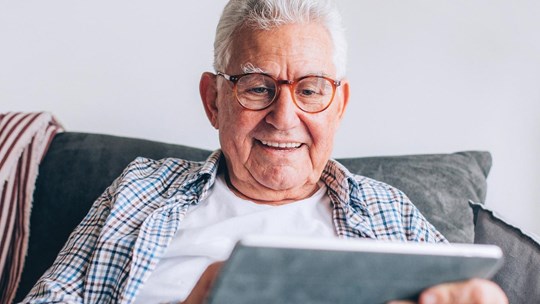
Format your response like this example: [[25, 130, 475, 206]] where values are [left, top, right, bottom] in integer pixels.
[[20, 177, 118, 303]]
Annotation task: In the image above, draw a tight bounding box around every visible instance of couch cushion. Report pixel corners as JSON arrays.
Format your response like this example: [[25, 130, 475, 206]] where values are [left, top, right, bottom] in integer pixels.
[[15, 132, 492, 301], [471, 201, 540, 304], [338, 151, 491, 243]]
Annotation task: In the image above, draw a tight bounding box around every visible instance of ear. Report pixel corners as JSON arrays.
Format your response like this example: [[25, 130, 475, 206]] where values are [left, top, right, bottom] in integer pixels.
[[199, 72, 219, 129], [336, 78, 350, 120]]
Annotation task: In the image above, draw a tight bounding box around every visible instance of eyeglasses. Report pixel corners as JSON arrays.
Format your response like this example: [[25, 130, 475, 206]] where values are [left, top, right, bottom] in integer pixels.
[[217, 72, 341, 113]]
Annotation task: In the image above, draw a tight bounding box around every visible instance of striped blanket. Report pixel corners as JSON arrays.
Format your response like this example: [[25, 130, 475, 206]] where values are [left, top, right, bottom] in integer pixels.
[[0, 112, 63, 304]]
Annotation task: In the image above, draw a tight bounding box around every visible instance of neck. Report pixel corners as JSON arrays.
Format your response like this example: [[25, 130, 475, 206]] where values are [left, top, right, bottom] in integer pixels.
[[223, 172, 320, 206]]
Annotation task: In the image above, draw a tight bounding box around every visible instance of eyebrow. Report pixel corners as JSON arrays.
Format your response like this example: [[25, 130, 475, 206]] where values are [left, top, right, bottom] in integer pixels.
[[240, 63, 334, 79], [241, 62, 266, 74], [306, 71, 332, 78]]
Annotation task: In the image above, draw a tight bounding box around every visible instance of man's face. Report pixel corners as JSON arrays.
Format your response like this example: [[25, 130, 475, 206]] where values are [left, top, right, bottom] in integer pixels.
[[201, 22, 349, 203]]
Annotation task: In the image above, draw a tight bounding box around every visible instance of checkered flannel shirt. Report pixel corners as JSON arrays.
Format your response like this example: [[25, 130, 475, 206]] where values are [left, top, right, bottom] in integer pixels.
[[23, 150, 446, 303]]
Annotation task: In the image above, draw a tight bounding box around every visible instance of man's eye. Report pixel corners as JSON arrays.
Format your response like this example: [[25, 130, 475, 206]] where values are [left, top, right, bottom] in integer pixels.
[[300, 89, 317, 96], [297, 88, 322, 98], [247, 87, 272, 95]]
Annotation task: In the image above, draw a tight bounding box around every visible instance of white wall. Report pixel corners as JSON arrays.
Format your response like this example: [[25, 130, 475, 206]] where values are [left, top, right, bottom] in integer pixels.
[[2, 0, 539, 236]]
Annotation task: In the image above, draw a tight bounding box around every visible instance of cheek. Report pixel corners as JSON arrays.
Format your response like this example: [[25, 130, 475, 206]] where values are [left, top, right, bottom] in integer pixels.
[[305, 115, 340, 162], [308, 114, 339, 146], [218, 107, 262, 155]]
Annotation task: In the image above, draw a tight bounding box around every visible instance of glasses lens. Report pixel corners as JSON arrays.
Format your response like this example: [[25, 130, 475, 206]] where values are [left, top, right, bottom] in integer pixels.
[[236, 74, 276, 110], [295, 77, 334, 112]]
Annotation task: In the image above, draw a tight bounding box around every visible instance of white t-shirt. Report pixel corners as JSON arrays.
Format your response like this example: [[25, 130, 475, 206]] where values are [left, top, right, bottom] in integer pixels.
[[135, 174, 336, 304]]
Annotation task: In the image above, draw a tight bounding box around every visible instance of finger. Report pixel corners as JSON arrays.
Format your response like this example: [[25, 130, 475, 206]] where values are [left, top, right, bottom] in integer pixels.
[[419, 279, 508, 304]]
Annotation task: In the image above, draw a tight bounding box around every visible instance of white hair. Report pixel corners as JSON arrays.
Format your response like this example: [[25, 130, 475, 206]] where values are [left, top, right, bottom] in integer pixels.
[[214, 0, 348, 78]]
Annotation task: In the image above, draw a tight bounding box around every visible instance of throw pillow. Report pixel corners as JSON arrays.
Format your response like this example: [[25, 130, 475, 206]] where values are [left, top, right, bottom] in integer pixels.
[[338, 152, 492, 243], [470, 201, 540, 304]]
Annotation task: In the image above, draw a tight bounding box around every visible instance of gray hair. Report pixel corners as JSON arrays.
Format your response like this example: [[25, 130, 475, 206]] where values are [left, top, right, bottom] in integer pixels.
[[214, 0, 348, 78]]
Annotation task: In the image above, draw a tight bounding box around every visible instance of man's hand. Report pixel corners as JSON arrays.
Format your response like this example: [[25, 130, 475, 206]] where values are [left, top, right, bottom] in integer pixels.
[[388, 278, 508, 304], [182, 262, 224, 304]]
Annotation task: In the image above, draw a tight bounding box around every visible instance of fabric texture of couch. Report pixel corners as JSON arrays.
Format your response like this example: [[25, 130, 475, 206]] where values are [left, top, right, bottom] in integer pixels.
[[13, 132, 539, 303]]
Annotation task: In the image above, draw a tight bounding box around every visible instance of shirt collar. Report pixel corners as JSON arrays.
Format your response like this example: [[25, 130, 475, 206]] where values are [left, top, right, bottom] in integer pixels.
[[320, 158, 358, 206]]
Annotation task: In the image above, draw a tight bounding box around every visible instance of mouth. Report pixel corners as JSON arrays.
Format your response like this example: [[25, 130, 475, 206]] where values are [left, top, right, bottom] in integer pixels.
[[259, 140, 303, 149]]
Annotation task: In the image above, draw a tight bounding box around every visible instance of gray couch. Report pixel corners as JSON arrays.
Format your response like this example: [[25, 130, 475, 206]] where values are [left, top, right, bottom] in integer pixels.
[[14, 132, 540, 303]]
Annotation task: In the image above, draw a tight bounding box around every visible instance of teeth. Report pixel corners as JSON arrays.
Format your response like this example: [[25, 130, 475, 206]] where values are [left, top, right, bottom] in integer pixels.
[[260, 140, 302, 149]]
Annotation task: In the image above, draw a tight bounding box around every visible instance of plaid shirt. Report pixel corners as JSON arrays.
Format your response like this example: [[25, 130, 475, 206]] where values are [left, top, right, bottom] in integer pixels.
[[23, 150, 446, 303]]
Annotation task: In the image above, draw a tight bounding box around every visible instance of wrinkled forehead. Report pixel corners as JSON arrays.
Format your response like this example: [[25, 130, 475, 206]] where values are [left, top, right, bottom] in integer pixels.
[[227, 23, 336, 78]]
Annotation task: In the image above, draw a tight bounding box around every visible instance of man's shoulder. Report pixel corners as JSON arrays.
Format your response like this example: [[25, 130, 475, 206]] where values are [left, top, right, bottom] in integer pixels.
[[352, 174, 405, 196], [121, 156, 208, 180], [326, 159, 406, 200], [113, 154, 222, 195], [353, 174, 409, 206], [106, 154, 219, 205]]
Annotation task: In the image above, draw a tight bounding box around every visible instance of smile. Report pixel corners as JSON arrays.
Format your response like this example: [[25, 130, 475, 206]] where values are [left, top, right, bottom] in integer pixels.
[[260, 140, 302, 149]]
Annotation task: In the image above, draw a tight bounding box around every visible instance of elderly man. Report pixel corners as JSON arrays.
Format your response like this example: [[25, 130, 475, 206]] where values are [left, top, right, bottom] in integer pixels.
[[23, 0, 507, 303]]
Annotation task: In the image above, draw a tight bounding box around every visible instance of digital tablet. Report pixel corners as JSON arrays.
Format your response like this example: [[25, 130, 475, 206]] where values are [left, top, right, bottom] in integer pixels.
[[206, 235, 503, 304]]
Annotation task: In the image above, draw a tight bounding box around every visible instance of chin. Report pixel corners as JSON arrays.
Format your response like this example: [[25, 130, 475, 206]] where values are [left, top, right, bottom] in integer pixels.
[[257, 169, 311, 190]]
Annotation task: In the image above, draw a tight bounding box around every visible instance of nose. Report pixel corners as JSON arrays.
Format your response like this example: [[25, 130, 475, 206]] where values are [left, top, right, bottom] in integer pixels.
[[264, 84, 301, 130]]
